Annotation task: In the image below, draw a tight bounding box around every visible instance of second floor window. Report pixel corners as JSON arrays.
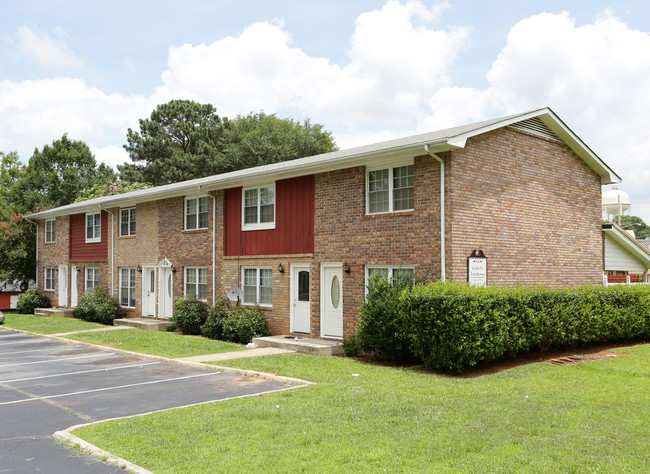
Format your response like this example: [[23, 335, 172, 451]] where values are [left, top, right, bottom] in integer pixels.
[[367, 164, 415, 214], [243, 185, 275, 230], [185, 197, 208, 230], [120, 208, 136, 236], [45, 219, 56, 243], [86, 212, 101, 243]]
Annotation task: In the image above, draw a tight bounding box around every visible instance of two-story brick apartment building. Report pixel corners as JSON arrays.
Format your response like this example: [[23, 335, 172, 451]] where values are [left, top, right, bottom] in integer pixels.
[[26, 108, 620, 339]]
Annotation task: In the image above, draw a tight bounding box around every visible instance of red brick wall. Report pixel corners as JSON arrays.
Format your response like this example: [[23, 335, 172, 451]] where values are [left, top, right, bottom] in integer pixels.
[[313, 157, 443, 337], [445, 127, 603, 287]]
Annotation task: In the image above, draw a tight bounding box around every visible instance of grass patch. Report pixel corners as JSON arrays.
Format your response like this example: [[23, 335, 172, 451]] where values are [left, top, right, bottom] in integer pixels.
[[65, 329, 248, 358], [74, 343, 650, 473], [1, 313, 106, 334]]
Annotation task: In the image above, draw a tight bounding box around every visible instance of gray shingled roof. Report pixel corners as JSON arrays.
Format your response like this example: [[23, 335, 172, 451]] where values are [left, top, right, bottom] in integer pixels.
[[25, 107, 620, 220]]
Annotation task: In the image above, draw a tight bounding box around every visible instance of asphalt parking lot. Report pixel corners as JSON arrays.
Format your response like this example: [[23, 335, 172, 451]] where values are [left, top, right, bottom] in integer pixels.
[[0, 328, 294, 472]]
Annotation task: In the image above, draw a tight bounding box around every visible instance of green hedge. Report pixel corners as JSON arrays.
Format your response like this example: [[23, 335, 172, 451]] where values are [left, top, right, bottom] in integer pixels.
[[73, 287, 125, 325], [16, 288, 51, 314], [356, 281, 650, 373]]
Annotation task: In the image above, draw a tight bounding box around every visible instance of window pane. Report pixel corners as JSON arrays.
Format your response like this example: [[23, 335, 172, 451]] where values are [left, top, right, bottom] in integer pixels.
[[260, 204, 274, 223], [243, 269, 257, 304], [244, 189, 258, 207], [393, 165, 414, 211], [244, 207, 258, 224], [298, 271, 309, 302], [198, 210, 208, 228], [369, 169, 389, 191], [260, 187, 274, 205], [198, 197, 208, 213], [198, 282, 207, 301]]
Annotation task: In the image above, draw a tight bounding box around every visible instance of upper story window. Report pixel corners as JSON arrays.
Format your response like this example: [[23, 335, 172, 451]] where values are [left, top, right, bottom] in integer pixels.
[[185, 267, 207, 301], [45, 219, 56, 243], [44, 267, 55, 291], [367, 163, 414, 214], [185, 197, 208, 230], [120, 208, 136, 236], [242, 185, 275, 231], [86, 212, 101, 243]]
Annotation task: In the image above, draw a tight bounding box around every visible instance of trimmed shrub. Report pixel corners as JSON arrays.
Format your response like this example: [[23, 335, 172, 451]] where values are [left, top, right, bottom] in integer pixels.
[[201, 297, 232, 340], [342, 333, 362, 357], [73, 287, 124, 325], [402, 282, 650, 373], [16, 288, 51, 314], [220, 306, 271, 344], [355, 271, 416, 363], [172, 296, 209, 335]]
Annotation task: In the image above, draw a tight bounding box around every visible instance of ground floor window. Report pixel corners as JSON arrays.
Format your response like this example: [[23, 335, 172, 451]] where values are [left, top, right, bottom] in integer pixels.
[[242, 267, 272, 306], [85, 267, 99, 293], [185, 267, 208, 301], [119, 268, 136, 307], [365, 265, 415, 290], [44, 267, 55, 291]]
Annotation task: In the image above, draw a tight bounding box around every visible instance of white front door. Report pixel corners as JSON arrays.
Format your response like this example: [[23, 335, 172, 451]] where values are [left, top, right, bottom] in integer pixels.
[[321, 263, 343, 338], [58, 264, 68, 307], [70, 265, 78, 307], [158, 267, 173, 319], [290, 263, 310, 334], [142, 266, 156, 317]]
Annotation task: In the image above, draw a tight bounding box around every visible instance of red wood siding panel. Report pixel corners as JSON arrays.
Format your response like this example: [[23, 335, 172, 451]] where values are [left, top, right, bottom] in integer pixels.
[[225, 175, 314, 256], [69, 211, 109, 261]]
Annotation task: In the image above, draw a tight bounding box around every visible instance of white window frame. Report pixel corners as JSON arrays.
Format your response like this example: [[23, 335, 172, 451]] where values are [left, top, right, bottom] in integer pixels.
[[184, 266, 208, 302], [85, 267, 99, 293], [366, 161, 415, 215], [184, 196, 209, 231], [44, 267, 55, 291], [45, 219, 56, 243], [242, 184, 276, 231], [119, 267, 136, 308], [241, 266, 273, 306], [365, 265, 415, 293], [120, 207, 136, 236], [85, 212, 101, 243]]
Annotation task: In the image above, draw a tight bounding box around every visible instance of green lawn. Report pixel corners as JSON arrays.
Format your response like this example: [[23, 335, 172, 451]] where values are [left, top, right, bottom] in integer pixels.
[[65, 328, 248, 358], [1, 313, 106, 334], [74, 343, 650, 473]]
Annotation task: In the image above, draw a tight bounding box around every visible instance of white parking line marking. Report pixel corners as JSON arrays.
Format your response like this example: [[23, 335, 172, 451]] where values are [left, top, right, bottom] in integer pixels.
[[0, 361, 161, 384], [0, 372, 220, 405], [0, 353, 113, 368]]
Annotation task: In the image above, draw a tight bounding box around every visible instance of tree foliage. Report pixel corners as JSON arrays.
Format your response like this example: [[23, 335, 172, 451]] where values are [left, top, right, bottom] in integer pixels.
[[618, 215, 650, 240], [0, 151, 25, 221], [13, 134, 116, 212], [119, 100, 227, 186], [75, 180, 152, 203], [0, 213, 36, 281], [118, 100, 338, 185]]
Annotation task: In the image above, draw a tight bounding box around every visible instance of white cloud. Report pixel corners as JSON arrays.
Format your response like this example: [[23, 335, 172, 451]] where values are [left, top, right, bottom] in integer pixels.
[[0, 78, 150, 160], [154, 1, 470, 132], [10, 26, 85, 71], [89, 144, 130, 170]]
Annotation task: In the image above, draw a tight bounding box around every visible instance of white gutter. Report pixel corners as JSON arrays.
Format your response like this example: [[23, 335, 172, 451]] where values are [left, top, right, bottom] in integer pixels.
[[100, 206, 115, 297], [424, 145, 446, 282], [198, 186, 216, 304]]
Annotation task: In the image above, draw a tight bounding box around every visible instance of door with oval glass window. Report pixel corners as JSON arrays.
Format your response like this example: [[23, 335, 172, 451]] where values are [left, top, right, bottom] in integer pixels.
[[321, 263, 343, 338]]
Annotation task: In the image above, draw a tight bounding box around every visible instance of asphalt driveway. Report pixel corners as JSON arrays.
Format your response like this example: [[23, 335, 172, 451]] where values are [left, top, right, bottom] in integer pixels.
[[0, 328, 293, 472]]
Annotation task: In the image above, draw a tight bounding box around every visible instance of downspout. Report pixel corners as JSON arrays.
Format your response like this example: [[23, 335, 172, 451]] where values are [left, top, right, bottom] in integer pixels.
[[101, 206, 115, 297], [24, 217, 39, 287], [424, 145, 446, 282], [198, 186, 216, 304]]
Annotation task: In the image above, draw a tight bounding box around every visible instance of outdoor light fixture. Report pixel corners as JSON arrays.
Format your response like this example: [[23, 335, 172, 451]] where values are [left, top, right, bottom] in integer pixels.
[[278, 263, 284, 274], [171, 266, 177, 274], [343, 262, 351, 274], [136, 265, 142, 273]]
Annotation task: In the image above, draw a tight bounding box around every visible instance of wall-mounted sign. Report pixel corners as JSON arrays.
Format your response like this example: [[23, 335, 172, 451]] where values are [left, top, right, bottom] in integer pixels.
[[467, 249, 487, 287]]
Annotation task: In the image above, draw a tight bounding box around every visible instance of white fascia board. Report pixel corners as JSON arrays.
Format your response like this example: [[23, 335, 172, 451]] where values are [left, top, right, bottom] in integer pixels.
[[603, 225, 650, 267]]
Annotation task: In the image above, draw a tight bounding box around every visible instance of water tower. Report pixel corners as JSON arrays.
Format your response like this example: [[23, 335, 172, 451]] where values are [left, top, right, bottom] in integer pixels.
[[602, 187, 631, 225]]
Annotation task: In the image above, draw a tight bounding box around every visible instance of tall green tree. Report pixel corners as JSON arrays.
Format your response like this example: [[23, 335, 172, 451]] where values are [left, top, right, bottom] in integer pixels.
[[618, 215, 650, 240], [75, 180, 152, 203], [118, 100, 338, 186], [13, 134, 116, 212], [0, 213, 36, 281], [220, 112, 338, 172], [119, 99, 227, 186], [0, 151, 25, 221]]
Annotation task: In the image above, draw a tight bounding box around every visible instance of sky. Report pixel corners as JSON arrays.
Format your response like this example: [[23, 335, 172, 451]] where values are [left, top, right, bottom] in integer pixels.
[[1, 0, 649, 224]]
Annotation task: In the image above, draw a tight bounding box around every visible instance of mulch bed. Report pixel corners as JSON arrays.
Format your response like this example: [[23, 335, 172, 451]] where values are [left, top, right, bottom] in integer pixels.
[[349, 341, 645, 378]]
